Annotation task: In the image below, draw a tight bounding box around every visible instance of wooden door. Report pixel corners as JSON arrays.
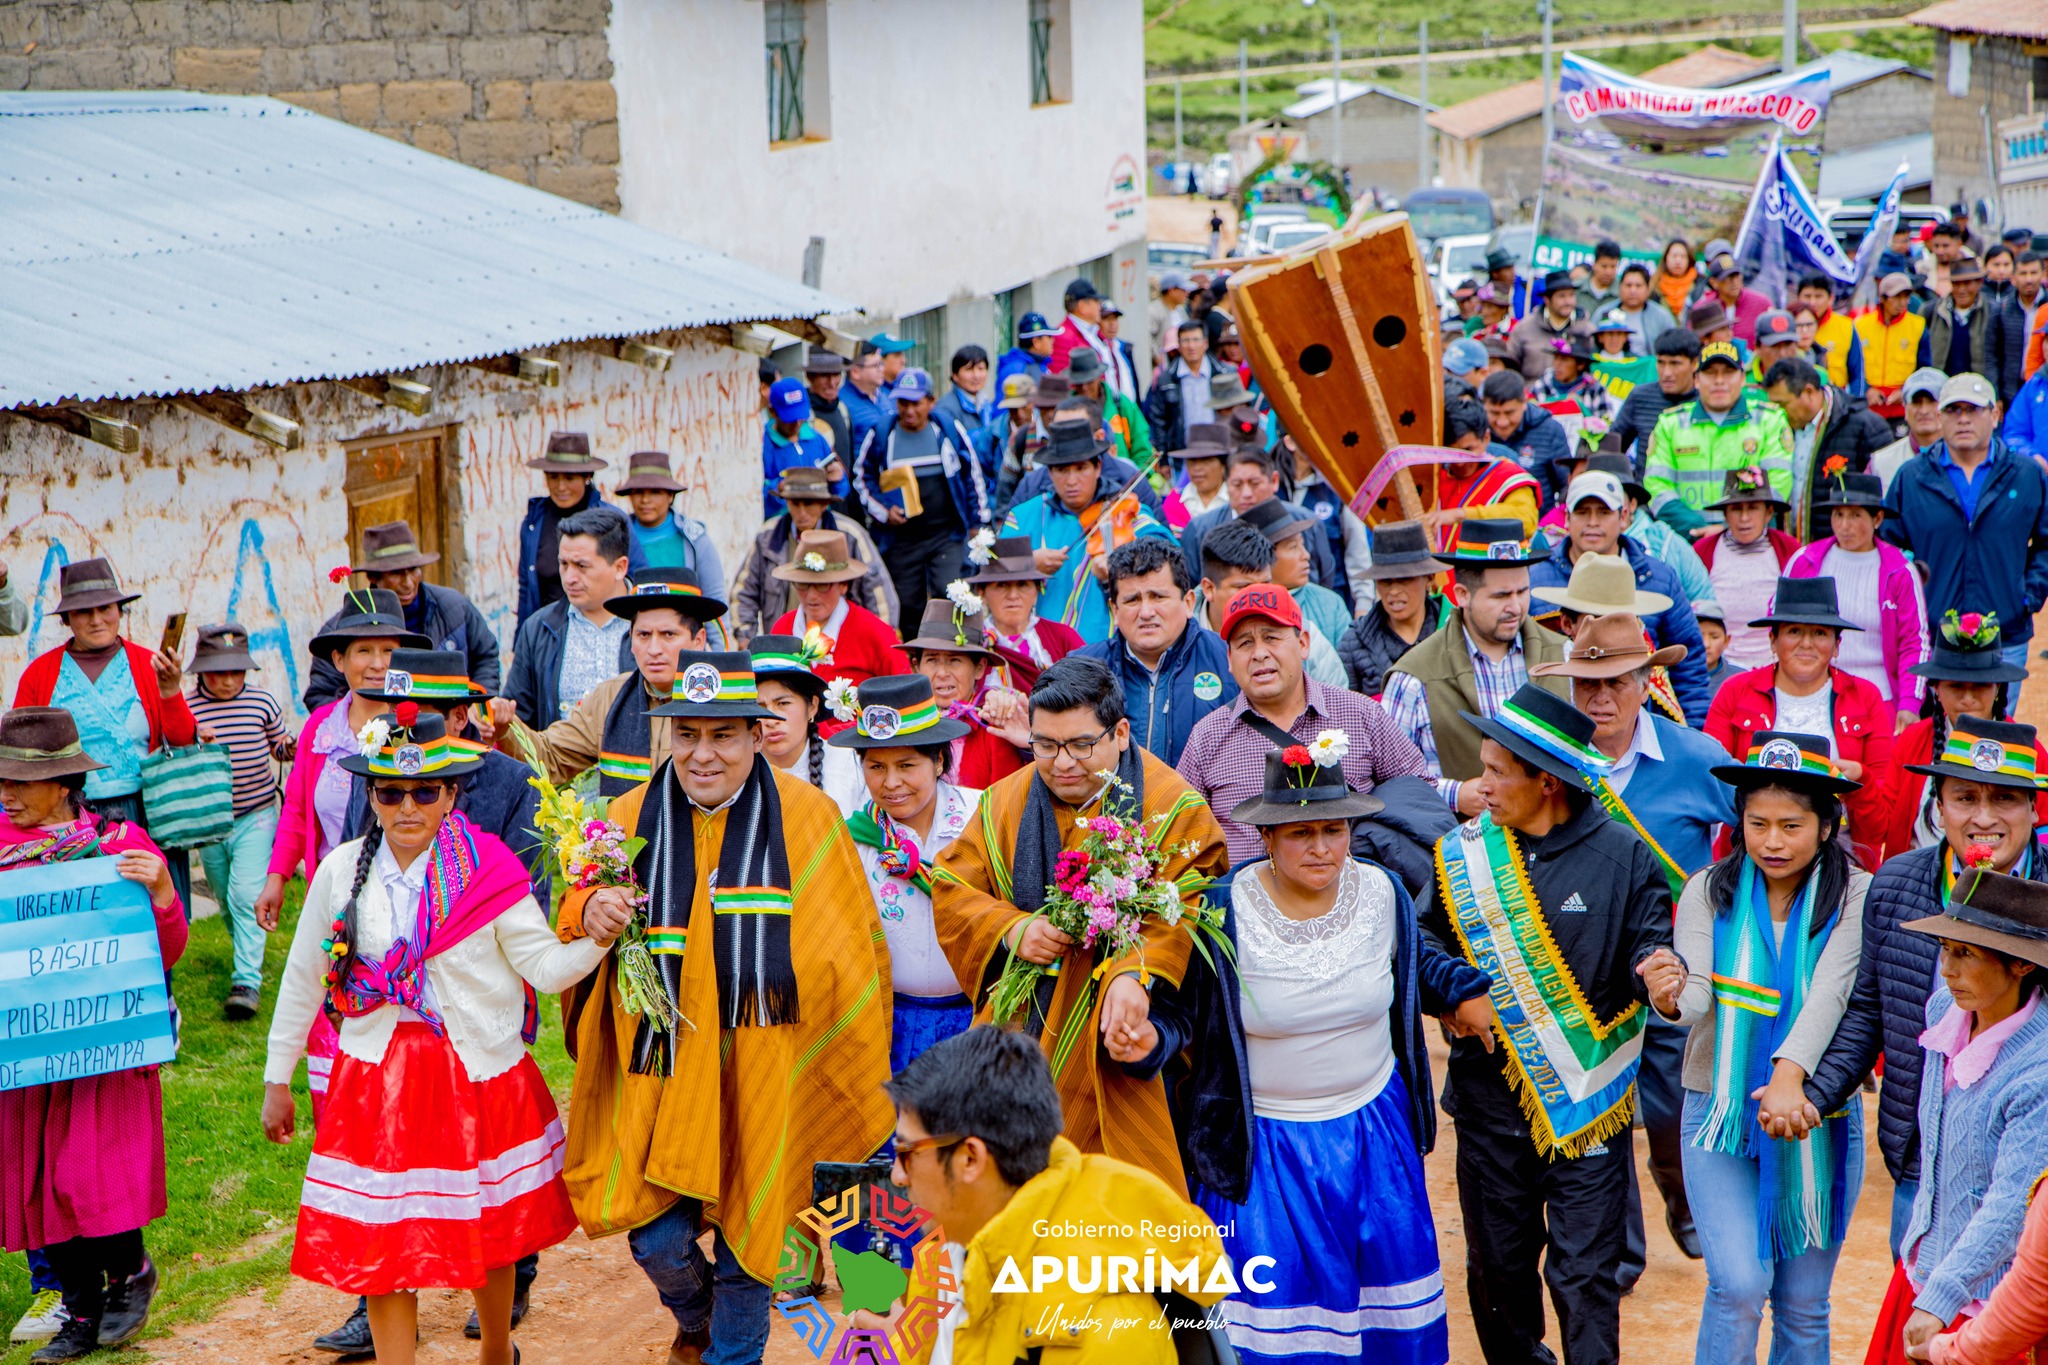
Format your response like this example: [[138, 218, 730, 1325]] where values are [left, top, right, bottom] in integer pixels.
[[344, 430, 450, 586]]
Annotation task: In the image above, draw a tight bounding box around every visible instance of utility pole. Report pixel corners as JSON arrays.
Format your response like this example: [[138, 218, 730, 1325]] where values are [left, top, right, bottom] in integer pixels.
[[1417, 20, 1430, 191], [1329, 6, 1342, 177], [1173, 77, 1184, 182], [1539, 0, 1554, 151], [1238, 38, 1248, 130], [1782, 0, 1798, 73]]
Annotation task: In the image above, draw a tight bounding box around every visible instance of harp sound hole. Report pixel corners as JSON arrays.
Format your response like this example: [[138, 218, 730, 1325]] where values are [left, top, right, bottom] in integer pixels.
[[1298, 343, 1334, 375], [1399, 410, 1416, 426], [1372, 316, 1406, 348], [1341, 431, 1360, 447]]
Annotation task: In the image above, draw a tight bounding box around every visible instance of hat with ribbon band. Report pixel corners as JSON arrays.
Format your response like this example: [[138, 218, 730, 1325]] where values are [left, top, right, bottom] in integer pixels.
[[827, 674, 970, 750], [604, 565, 729, 622], [1531, 552, 1674, 618], [1532, 611, 1687, 680], [1433, 517, 1549, 568], [896, 596, 999, 659], [1709, 730, 1860, 797], [771, 529, 869, 584], [650, 651, 774, 720], [1462, 683, 1612, 789], [1228, 745, 1384, 827], [0, 708, 108, 782], [1901, 867, 2048, 972], [1904, 715, 2045, 793], [336, 708, 484, 779], [355, 648, 491, 704], [52, 557, 140, 614], [748, 634, 830, 699], [352, 521, 440, 573]]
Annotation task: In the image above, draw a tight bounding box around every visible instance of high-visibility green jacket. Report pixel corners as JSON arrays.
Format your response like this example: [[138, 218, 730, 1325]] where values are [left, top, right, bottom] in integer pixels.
[[1643, 396, 1794, 534]]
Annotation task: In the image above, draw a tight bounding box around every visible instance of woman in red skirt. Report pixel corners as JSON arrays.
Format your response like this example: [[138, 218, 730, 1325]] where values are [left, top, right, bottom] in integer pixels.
[[261, 707, 627, 1365]]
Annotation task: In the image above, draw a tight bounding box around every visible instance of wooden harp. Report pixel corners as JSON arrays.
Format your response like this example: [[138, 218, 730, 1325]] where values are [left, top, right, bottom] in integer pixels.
[[1227, 212, 1443, 522]]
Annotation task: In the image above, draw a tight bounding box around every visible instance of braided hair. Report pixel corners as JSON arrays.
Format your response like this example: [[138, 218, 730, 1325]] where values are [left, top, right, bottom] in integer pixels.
[[331, 822, 385, 991]]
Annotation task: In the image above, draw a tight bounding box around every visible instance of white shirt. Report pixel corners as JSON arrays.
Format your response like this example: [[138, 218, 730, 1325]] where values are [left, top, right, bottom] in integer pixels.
[[855, 782, 981, 997], [1233, 859, 1397, 1122], [266, 837, 608, 1085], [1774, 684, 1835, 748], [1711, 534, 1783, 672], [774, 738, 866, 817], [791, 596, 851, 642], [1823, 544, 1890, 699], [1606, 711, 1665, 794]]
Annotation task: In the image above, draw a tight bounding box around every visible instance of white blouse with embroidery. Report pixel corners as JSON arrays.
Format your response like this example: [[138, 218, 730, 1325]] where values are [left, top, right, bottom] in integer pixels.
[[856, 782, 981, 998]]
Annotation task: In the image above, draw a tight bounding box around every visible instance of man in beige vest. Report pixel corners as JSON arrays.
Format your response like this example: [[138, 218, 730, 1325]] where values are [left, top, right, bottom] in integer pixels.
[[1381, 518, 1569, 816]]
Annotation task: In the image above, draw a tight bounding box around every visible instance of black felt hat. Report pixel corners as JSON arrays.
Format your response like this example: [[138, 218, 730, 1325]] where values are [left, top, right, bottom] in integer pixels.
[[1709, 730, 1862, 797], [1749, 576, 1861, 632], [308, 588, 431, 660], [1433, 517, 1549, 568], [649, 651, 775, 720], [603, 566, 729, 622], [1228, 746, 1384, 826], [1904, 715, 2045, 793], [1357, 521, 1440, 581], [825, 674, 972, 749], [1460, 683, 1607, 789]]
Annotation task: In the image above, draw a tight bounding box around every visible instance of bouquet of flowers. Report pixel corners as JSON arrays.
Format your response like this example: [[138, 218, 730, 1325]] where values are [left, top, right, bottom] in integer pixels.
[[503, 729, 676, 1031], [988, 773, 1231, 1076]]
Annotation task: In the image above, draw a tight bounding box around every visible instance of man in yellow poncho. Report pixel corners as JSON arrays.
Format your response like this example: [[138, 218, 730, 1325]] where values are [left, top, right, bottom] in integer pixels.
[[932, 655, 1229, 1191], [556, 649, 893, 1365], [884, 1026, 1228, 1365]]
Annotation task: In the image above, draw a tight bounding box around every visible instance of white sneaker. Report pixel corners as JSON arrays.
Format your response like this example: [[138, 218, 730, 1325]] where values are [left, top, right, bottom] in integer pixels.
[[11, 1290, 68, 1343]]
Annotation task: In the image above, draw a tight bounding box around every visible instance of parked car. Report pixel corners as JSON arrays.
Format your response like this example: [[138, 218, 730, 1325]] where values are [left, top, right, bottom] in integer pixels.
[[1403, 188, 1496, 252], [1149, 241, 1211, 286], [1239, 205, 1311, 256], [1430, 232, 1493, 313], [1820, 202, 1947, 258], [1264, 222, 1335, 254]]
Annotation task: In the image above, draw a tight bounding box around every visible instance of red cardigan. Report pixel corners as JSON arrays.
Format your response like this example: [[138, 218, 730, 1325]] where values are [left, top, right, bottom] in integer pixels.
[[773, 601, 904, 735], [985, 619, 1085, 695], [1692, 527, 1802, 571], [1879, 717, 2048, 865], [1703, 663, 1897, 865], [14, 641, 198, 751]]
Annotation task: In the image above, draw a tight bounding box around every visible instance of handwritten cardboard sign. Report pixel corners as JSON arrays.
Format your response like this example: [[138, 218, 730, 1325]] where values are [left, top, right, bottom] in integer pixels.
[[0, 856, 175, 1090]]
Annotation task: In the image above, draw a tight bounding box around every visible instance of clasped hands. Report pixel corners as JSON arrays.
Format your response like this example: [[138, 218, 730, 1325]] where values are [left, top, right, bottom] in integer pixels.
[[1002, 914, 1157, 1065], [1637, 948, 1823, 1140]]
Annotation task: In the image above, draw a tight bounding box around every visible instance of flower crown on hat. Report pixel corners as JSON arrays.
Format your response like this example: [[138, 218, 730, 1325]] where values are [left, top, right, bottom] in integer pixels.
[[1942, 609, 2001, 650]]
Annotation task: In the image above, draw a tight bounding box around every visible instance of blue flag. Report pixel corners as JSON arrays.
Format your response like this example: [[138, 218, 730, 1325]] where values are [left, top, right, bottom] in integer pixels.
[[1850, 160, 1912, 308], [1734, 138, 1857, 306]]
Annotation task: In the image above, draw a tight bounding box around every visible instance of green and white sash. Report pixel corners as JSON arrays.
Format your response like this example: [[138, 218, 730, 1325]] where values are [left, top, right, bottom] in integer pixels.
[[1695, 858, 1852, 1260], [1437, 814, 1646, 1157]]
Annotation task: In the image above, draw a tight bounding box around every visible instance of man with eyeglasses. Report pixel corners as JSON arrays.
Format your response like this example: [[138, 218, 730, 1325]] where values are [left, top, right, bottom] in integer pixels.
[[874, 1026, 1227, 1365], [934, 656, 1228, 1189]]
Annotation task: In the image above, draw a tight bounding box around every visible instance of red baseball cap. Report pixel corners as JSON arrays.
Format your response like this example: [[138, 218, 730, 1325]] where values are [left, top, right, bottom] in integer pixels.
[[1220, 583, 1303, 639]]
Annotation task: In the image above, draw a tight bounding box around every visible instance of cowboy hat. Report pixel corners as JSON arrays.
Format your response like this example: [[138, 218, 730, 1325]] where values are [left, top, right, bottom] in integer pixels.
[[352, 521, 440, 574], [965, 535, 1049, 586], [524, 430, 607, 473], [603, 566, 729, 622], [1902, 867, 2048, 972], [826, 674, 972, 750], [1433, 517, 1550, 568], [615, 451, 687, 494], [51, 558, 139, 615], [1461, 683, 1608, 790], [1904, 715, 2045, 794], [1530, 552, 1673, 618], [650, 650, 776, 721], [0, 708, 107, 782], [1750, 576, 1861, 632], [1531, 611, 1686, 680], [354, 648, 491, 704], [1709, 729, 1861, 797], [308, 588, 431, 660], [1227, 746, 1384, 827], [771, 529, 869, 584], [335, 708, 485, 779]]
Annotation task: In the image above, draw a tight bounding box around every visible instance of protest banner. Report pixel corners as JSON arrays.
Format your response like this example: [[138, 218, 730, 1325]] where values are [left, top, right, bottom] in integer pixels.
[[1733, 137, 1859, 305], [1534, 53, 1834, 274], [0, 856, 175, 1091]]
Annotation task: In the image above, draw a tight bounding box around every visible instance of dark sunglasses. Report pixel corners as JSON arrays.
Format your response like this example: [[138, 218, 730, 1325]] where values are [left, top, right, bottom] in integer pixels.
[[369, 782, 453, 808]]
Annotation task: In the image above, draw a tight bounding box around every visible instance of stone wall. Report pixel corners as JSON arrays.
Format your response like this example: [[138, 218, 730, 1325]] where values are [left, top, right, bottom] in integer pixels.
[[0, 0, 620, 210], [0, 333, 757, 716]]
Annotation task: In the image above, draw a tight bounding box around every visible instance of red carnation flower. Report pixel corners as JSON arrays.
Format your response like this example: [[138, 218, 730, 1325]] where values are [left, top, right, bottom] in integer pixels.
[[1966, 841, 1998, 869], [393, 701, 420, 728], [1283, 744, 1314, 767], [327, 565, 351, 584], [1959, 612, 1984, 637]]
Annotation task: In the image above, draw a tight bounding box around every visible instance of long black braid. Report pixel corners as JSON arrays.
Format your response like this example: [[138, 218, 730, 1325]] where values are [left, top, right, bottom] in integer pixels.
[[331, 822, 385, 990]]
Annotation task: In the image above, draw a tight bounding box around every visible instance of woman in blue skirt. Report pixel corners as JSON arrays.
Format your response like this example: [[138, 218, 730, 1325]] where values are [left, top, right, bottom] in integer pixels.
[[1173, 744, 1492, 1365]]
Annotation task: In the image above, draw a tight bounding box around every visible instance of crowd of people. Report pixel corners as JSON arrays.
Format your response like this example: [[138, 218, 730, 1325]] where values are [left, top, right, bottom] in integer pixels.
[[7, 206, 2048, 1365]]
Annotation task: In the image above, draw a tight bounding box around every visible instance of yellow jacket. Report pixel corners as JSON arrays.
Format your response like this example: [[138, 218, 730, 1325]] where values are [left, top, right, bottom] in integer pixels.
[[1810, 309, 1859, 390], [952, 1138, 1228, 1365], [1855, 308, 1927, 393]]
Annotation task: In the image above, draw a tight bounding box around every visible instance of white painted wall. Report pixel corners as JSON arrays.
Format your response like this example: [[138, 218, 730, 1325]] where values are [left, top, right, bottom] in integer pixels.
[[0, 335, 759, 717], [609, 0, 1149, 322]]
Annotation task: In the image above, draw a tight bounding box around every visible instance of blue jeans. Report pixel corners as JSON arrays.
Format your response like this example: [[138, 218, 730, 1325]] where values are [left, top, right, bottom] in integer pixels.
[[199, 804, 280, 991], [626, 1200, 771, 1365], [2004, 642, 2030, 715], [1890, 1178, 1920, 1263], [1680, 1089, 1864, 1365]]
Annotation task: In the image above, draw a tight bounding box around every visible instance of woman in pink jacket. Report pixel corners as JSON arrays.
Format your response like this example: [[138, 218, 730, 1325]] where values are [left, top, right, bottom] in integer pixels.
[[252, 587, 425, 1116], [1786, 472, 1927, 728]]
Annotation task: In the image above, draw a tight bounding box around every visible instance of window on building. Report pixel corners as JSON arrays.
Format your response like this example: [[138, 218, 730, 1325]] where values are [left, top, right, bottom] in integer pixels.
[[2034, 55, 2048, 105], [766, 0, 807, 143], [1029, 0, 1072, 106], [1948, 36, 1972, 100]]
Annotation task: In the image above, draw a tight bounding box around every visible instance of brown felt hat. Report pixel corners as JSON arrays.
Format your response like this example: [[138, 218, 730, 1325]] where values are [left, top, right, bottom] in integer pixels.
[[774, 466, 838, 503], [52, 557, 138, 614], [1031, 374, 1073, 409], [771, 528, 867, 584], [352, 521, 440, 574], [895, 597, 1000, 658], [965, 535, 1048, 585], [190, 623, 260, 673], [615, 451, 686, 494], [525, 430, 607, 473], [1903, 867, 2048, 972], [0, 707, 108, 782], [1531, 612, 1686, 680]]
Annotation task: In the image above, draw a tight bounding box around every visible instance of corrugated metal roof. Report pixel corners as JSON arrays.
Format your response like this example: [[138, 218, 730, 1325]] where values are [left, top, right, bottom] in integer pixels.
[[0, 91, 853, 410], [1795, 48, 1924, 92], [1909, 0, 2048, 39], [1818, 132, 1934, 200], [1282, 78, 1435, 119], [1638, 44, 1777, 89]]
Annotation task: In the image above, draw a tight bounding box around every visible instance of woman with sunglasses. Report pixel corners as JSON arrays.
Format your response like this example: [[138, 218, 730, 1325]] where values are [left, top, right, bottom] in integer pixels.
[[260, 707, 627, 1365]]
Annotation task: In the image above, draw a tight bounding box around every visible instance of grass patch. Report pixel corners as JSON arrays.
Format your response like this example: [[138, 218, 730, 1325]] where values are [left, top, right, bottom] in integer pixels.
[[0, 880, 577, 1362]]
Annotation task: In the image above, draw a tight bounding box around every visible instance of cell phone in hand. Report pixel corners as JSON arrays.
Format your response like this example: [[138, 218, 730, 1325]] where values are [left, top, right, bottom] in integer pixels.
[[160, 612, 187, 655]]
